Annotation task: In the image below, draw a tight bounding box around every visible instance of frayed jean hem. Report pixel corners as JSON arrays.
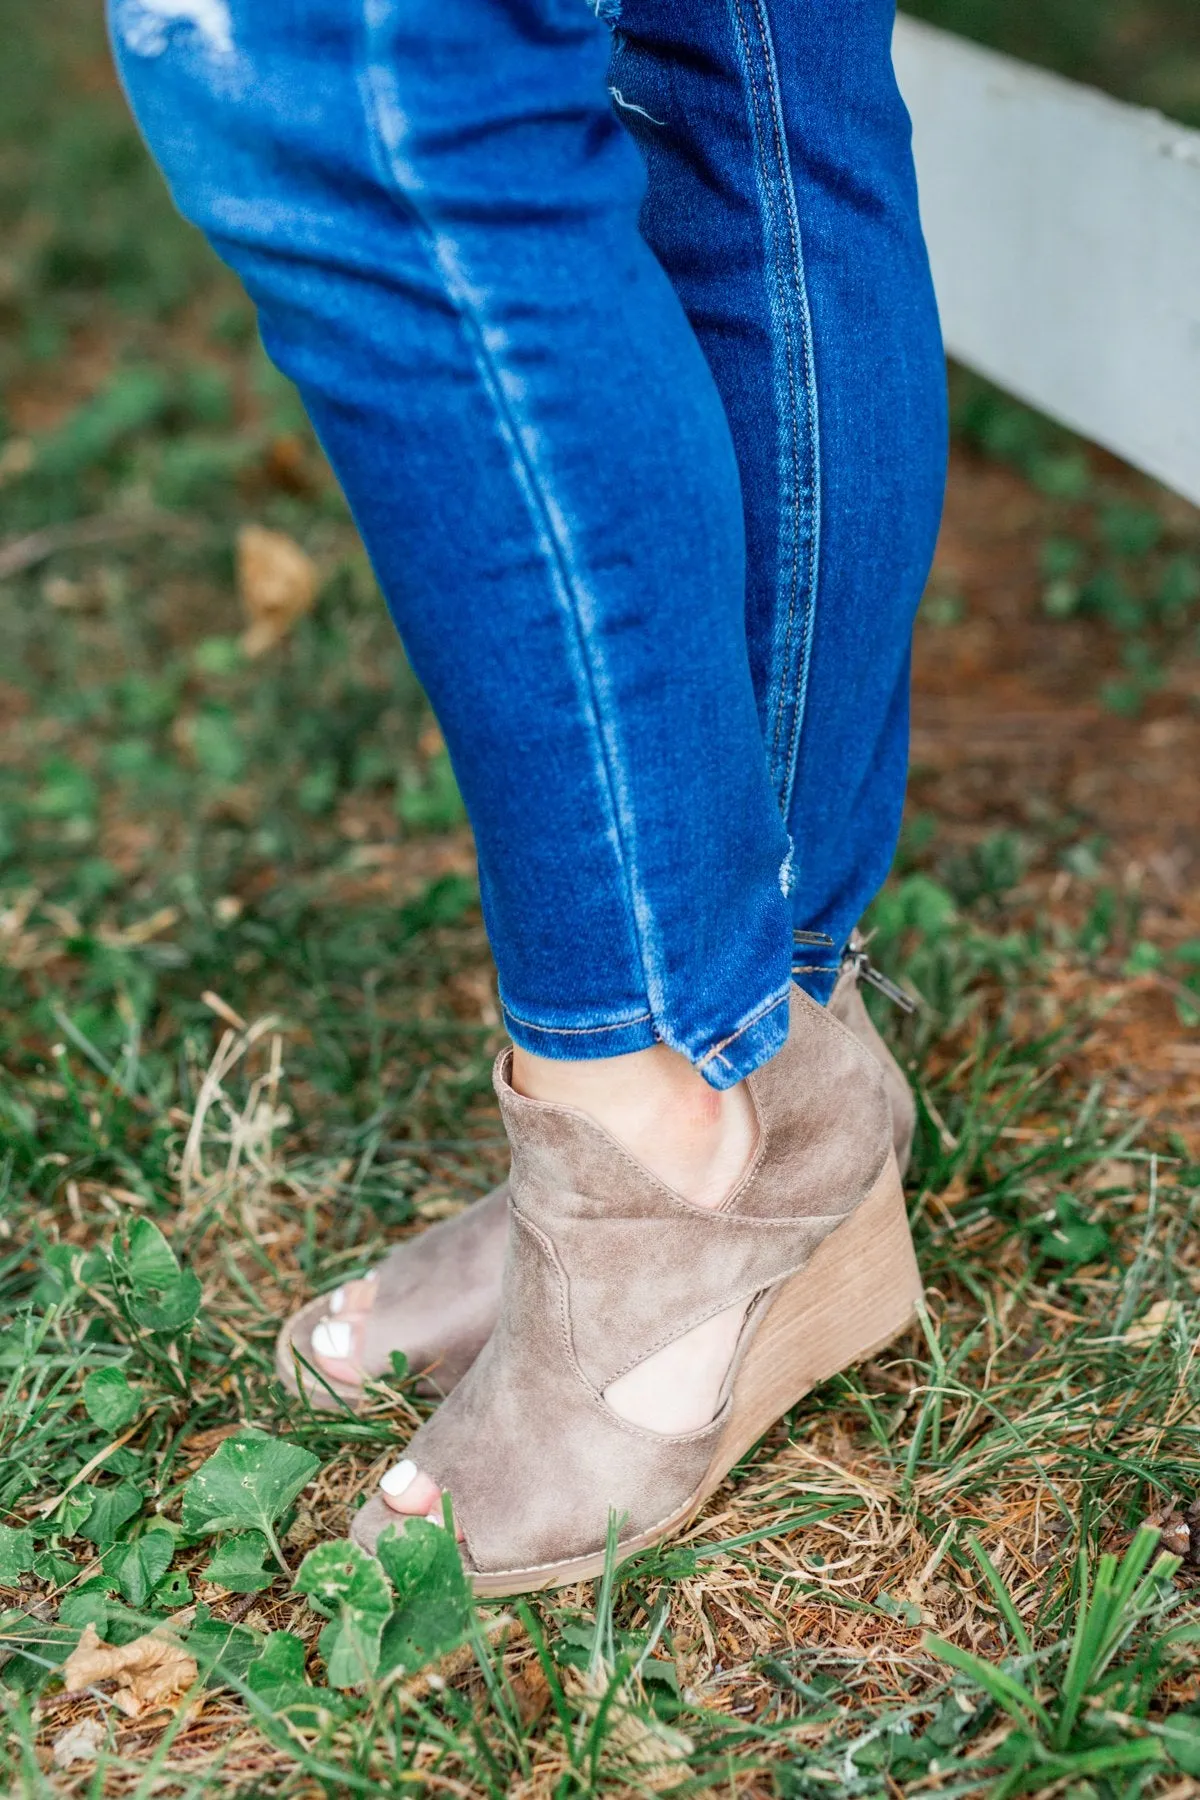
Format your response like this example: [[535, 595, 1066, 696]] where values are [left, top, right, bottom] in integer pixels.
[[500, 980, 794, 1091]]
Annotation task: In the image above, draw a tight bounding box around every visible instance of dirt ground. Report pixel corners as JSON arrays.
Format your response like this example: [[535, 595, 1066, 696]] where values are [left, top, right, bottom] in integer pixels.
[[912, 444, 1200, 1148]]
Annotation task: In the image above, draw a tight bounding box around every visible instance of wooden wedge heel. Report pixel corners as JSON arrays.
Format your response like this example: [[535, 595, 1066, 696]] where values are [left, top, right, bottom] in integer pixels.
[[697, 1147, 919, 1513], [349, 984, 924, 1596], [276, 943, 916, 1414]]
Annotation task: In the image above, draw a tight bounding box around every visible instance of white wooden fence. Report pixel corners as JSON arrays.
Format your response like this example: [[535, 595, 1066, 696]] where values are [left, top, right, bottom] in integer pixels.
[[893, 16, 1200, 507]]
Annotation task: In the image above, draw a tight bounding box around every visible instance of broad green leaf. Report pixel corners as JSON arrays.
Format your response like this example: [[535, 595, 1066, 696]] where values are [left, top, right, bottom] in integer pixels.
[[245, 1630, 346, 1724], [375, 1516, 472, 1679], [1037, 1195, 1110, 1270], [113, 1216, 180, 1293], [33, 1552, 79, 1588], [187, 1606, 262, 1686], [294, 1540, 392, 1688], [854, 1721, 933, 1776], [396, 749, 466, 832], [111, 1218, 201, 1332], [31, 1243, 93, 1303], [58, 1591, 108, 1633], [246, 1628, 306, 1697], [107, 1530, 174, 1608], [1161, 1714, 1200, 1776], [0, 1609, 79, 1697], [202, 1531, 273, 1594], [0, 1526, 35, 1586], [129, 1269, 202, 1334], [77, 1481, 143, 1547], [56, 1490, 96, 1540], [154, 1571, 194, 1609], [249, 1628, 307, 1686], [180, 1429, 318, 1559], [82, 1368, 140, 1433], [30, 759, 96, 822]]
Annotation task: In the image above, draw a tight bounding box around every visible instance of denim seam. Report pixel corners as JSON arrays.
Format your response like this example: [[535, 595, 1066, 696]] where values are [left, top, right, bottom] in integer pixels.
[[727, 0, 822, 823], [356, 6, 666, 1037], [501, 1004, 654, 1037], [696, 983, 790, 1071]]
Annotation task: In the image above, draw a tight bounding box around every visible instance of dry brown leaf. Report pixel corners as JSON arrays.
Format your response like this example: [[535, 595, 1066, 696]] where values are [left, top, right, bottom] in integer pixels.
[[1088, 1160, 1138, 1195], [0, 437, 34, 485], [263, 433, 318, 494], [415, 1195, 469, 1221], [63, 1623, 198, 1718], [52, 1716, 105, 1769], [1124, 1298, 1180, 1345], [182, 1421, 245, 1455], [43, 574, 96, 612], [96, 906, 180, 950], [237, 524, 318, 656], [201, 988, 248, 1031], [1143, 1508, 1191, 1560], [509, 1663, 552, 1727]]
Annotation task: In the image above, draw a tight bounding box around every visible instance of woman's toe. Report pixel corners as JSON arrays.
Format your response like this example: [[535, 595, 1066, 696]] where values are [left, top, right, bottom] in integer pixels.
[[330, 1274, 377, 1318], [380, 1459, 443, 1518], [310, 1315, 363, 1383], [378, 1461, 464, 1539]]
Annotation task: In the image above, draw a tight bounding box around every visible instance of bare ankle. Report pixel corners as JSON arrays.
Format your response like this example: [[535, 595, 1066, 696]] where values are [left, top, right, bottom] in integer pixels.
[[510, 1042, 756, 1208]]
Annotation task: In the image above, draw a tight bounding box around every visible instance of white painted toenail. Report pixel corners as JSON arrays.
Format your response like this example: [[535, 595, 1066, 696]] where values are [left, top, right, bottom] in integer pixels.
[[425, 1508, 444, 1527], [312, 1319, 352, 1359], [328, 1287, 345, 1314], [381, 1458, 418, 1497]]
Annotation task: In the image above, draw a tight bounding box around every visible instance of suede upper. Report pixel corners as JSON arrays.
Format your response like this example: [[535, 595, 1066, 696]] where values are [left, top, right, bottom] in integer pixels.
[[498, 988, 891, 1389], [830, 945, 916, 1177], [364, 1186, 507, 1392], [353, 984, 895, 1576]]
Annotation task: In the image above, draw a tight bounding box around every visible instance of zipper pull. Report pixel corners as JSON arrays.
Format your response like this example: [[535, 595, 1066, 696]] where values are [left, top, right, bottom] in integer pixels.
[[852, 951, 919, 1014]]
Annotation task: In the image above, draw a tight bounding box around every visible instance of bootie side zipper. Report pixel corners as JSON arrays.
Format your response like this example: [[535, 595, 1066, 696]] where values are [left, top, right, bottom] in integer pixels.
[[847, 947, 918, 1013]]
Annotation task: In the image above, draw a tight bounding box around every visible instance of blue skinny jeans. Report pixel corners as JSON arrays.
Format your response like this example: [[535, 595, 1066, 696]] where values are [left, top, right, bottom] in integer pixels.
[[109, 0, 947, 1088]]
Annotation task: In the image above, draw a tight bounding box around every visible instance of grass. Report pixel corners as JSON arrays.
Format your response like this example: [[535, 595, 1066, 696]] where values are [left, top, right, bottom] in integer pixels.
[[901, 0, 1200, 126], [3, 2, 1200, 1794]]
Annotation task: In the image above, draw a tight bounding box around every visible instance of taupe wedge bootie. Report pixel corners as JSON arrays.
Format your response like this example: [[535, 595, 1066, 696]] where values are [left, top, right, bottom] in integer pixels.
[[349, 985, 923, 1596], [275, 945, 917, 1410]]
